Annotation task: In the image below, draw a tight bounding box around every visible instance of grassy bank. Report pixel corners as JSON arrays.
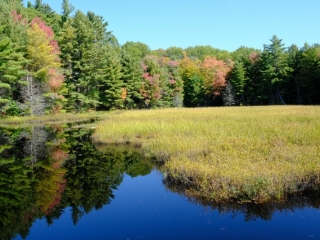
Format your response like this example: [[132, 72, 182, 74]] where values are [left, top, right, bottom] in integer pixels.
[[0, 111, 110, 127], [93, 106, 320, 202]]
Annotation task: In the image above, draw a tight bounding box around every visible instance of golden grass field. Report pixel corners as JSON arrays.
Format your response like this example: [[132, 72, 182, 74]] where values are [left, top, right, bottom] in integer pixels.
[[92, 106, 320, 202]]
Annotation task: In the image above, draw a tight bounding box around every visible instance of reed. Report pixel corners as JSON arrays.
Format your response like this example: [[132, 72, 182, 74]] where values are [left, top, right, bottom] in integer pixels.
[[93, 106, 320, 202]]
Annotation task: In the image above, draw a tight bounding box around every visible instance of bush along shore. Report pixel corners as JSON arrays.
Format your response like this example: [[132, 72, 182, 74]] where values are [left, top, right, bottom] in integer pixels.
[[92, 106, 320, 203]]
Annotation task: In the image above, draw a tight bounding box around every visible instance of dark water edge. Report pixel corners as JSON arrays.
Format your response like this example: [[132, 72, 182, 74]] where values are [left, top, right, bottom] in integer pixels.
[[13, 170, 320, 240]]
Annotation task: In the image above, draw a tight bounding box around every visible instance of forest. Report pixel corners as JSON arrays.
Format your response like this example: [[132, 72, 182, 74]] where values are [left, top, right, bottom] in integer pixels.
[[0, 0, 319, 116]]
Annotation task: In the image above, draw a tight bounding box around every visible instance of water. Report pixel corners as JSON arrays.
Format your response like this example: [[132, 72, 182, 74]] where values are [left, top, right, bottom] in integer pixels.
[[0, 124, 319, 240], [13, 171, 320, 240]]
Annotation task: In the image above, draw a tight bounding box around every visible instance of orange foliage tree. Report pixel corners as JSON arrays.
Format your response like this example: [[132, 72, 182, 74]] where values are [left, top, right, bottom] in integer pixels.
[[200, 56, 232, 98]]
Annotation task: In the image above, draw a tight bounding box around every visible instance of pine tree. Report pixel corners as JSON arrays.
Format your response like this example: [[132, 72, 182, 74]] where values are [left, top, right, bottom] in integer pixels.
[[0, 37, 27, 114], [260, 35, 292, 104], [60, 0, 75, 26], [24, 0, 61, 33], [0, 4, 28, 115], [244, 51, 263, 105], [60, 10, 113, 112], [120, 51, 143, 109], [64, 11, 98, 111], [100, 50, 124, 110], [286, 44, 302, 104], [229, 61, 248, 105], [57, 18, 78, 111], [183, 74, 205, 107], [0, 38, 13, 104], [299, 45, 320, 104]]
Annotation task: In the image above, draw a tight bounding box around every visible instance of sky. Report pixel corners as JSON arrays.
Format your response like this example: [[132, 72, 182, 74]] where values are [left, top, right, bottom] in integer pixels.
[[23, 0, 320, 52]]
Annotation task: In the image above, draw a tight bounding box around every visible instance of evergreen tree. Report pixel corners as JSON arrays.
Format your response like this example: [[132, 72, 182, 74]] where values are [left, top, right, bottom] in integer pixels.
[[61, 10, 105, 111], [120, 51, 143, 109], [299, 45, 320, 104], [0, 4, 28, 115], [0, 38, 14, 104], [0, 36, 27, 115], [57, 18, 77, 111], [60, 0, 75, 26], [183, 74, 205, 107], [243, 51, 263, 105], [260, 35, 292, 104], [229, 61, 248, 105], [24, 0, 61, 33], [0, 2, 27, 55], [59, 10, 116, 112], [87, 11, 109, 42], [286, 44, 302, 104], [100, 49, 124, 110], [107, 33, 121, 52]]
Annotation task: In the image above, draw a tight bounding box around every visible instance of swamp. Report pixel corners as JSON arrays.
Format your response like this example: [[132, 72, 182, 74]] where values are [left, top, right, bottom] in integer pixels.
[[1, 0, 320, 238], [0, 106, 320, 239]]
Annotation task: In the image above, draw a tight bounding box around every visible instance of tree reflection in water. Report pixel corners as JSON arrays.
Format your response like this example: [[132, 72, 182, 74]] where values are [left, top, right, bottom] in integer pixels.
[[0, 124, 153, 240], [1, 123, 319, 239]]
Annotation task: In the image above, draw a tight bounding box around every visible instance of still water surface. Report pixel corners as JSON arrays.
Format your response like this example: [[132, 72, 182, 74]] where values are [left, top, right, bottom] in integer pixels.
[[0, 124, 319, 240], [15, 171, 320, 240]]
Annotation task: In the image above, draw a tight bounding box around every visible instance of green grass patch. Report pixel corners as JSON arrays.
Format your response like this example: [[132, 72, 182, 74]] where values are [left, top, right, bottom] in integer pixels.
[[92, 106, 320, 202]]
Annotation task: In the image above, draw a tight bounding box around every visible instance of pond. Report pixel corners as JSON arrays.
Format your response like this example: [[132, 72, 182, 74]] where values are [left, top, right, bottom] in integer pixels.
[[0, 124, 319, 240]]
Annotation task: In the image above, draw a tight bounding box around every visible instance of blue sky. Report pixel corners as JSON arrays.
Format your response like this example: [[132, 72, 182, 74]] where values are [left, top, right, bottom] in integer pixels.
[[23, 0, 320, 52]]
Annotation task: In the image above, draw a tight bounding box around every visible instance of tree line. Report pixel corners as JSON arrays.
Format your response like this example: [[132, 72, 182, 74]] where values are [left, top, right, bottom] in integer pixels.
[[0, 0, 319, 116]]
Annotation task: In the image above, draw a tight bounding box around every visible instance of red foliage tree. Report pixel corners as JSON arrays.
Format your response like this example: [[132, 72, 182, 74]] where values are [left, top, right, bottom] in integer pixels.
[[201, 56, 231, 97], [30, 17, 60, 55], [11, 10, 27, 24]]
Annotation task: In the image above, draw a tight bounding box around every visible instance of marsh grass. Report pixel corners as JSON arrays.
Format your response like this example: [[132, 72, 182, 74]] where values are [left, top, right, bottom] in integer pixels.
[[93, 106, 320, 202]]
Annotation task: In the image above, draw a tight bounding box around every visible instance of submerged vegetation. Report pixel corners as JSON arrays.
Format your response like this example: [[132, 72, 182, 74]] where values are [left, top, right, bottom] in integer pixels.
[[93, 106, 320, 203]]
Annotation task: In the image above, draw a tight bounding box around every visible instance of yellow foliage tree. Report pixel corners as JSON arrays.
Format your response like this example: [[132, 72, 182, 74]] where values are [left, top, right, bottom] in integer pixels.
[[23, 17, 64, 115], [27, 21, 60, 77]]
